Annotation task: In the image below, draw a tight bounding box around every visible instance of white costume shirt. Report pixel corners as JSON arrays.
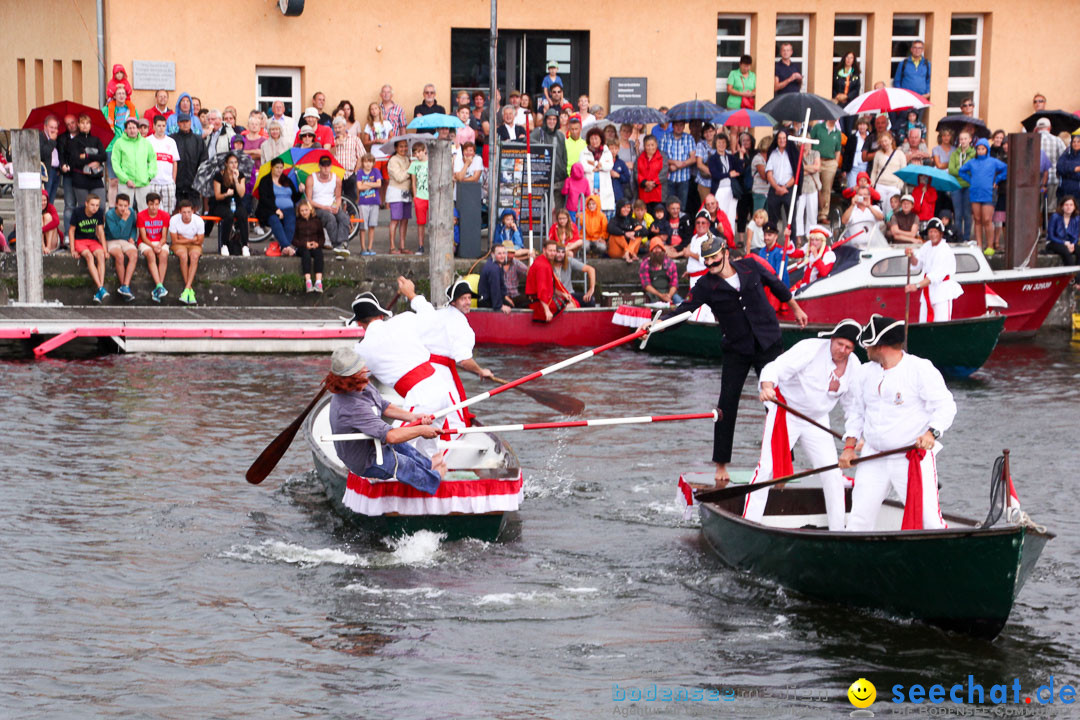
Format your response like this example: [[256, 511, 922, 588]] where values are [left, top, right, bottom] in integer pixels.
[[354, 304, 430, 388], [416, 302, 475, 363], [686, 232, 708, 287], [759, 338, 862, 421], [843, 352, 956, 452], [911, 240, 964, 306]]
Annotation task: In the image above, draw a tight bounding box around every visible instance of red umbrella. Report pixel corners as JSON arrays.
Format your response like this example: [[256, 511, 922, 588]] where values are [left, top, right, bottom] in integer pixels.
[[23, 101, 113, 146]]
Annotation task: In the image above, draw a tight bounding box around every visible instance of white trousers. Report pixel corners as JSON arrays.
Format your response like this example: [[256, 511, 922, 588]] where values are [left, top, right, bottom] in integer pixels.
[[877, 185, 900, 213], [743, 405, 847, 531], [795, 192, 819, 239], [430, 365, 468, 432], [918, 298, 953, 323], [847, 443, 946, 532], [716, 186, 737, 232]]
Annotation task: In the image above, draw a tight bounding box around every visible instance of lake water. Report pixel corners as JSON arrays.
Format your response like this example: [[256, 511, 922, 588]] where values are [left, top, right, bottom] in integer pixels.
[[1, 336, 1077, 718]]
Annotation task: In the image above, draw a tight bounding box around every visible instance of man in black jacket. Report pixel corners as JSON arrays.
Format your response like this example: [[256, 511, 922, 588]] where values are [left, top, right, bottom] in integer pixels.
[[668, 236, 808, 486], [170, 113, 207, 206]]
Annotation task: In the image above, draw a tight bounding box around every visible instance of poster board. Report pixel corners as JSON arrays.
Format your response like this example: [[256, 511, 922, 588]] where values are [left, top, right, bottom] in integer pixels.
[[494, 141, 554, 239]]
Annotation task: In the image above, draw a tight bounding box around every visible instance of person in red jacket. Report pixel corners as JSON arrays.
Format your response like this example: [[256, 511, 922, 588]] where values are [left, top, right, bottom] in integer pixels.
[[525, 239, 579, 322], [636, 135, 666, 205], [841, 171, 881, 204], [911, 174, 938, 222]]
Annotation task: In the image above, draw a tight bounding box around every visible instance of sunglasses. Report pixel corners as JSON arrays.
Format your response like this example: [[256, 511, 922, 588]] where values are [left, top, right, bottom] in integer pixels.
[[961, 103, 973, 108]]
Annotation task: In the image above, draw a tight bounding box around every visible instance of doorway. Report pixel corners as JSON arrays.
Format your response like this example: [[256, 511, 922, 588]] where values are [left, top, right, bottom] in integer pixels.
[[451, 29, 589, 106]]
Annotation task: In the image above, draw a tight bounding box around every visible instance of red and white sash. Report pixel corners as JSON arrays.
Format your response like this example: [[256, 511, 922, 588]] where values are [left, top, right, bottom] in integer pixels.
[[429, 353, 473, 427], [921, 274, 949, 322], [393, 361, 435, 396]]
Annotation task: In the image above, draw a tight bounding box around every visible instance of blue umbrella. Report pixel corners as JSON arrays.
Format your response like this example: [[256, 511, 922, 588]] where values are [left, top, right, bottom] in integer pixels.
[[606, 106, 668, 125], [712, 109, 777, 128], [666, 99, 725, 122], [894, 165, 961, 192], [406, 113, 465, 131]]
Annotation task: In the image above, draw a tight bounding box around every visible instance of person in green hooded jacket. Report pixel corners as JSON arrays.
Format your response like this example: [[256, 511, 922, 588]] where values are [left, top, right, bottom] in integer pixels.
[[111, 118, 158, 210]]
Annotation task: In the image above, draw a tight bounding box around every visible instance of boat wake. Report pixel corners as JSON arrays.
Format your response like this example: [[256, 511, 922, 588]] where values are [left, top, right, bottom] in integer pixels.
[[383, 530, 446, 567], [222, 539, 370, 567]]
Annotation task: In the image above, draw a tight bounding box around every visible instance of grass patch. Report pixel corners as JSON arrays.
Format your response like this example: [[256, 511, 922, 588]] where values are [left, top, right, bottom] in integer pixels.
[[227, 273, 357, 294], [43, 275, 95, 289]]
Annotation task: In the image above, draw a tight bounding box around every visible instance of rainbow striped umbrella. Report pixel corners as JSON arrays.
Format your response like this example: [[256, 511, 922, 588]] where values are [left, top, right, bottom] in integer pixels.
[[253, 148, 309, 191], [712, 109, 777, 128], [293, 148, 345, 185]]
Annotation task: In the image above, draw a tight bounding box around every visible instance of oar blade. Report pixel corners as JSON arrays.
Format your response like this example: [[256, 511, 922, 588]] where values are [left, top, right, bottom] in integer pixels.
[[246, 422, 304, 484], [516, 386, 586, 415], [245, 385, 328, 485]]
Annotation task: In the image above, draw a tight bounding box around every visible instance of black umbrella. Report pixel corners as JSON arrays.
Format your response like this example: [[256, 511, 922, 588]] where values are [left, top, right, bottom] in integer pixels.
[[606, 106, 669, 125], [759, 92, 846, 123], [666, 99, 725, 122], [194, 152, 254, 197], [1020, 110, 1080, 135], [935, 114, 991, 140]]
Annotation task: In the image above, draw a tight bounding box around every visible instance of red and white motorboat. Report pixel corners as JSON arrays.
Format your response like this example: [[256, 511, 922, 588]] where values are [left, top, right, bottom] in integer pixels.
[[467, 307, 632, 346], [787, 243, 1076, 336]]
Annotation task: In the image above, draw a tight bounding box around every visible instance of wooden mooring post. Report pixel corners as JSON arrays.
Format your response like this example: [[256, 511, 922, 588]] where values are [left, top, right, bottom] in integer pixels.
[[13, 130, 45, 304], [428, 138, 455, 306]]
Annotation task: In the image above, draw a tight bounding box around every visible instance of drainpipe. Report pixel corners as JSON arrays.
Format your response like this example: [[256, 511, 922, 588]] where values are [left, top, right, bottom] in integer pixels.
[[96, 0, 106, 105]]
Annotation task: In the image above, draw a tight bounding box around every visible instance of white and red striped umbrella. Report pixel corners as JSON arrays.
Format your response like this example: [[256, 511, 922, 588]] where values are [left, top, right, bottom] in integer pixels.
[[843, 87, 930, 115]]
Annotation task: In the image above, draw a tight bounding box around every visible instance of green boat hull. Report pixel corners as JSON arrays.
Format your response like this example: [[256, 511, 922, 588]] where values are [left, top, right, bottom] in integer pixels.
[[699, 489, 1052, 639], [641, 315, 1006, 377]]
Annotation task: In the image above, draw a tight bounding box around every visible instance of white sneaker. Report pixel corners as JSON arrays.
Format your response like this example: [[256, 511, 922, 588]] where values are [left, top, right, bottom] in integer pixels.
[[220, 246, 230, 256], [241, 246, 251, 257]]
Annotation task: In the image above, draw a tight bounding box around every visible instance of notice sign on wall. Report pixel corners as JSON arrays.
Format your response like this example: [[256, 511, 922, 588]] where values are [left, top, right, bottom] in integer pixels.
[[132, 61, 176, 91], [609, 77, 647, 111]]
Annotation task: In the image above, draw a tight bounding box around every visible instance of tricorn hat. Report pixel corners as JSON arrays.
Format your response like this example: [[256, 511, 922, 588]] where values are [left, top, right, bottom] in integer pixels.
[[859, 314, 905, 348], [446, 277, 473, 303], [817, 318, 862, 345], [350, 291, 392, 324]]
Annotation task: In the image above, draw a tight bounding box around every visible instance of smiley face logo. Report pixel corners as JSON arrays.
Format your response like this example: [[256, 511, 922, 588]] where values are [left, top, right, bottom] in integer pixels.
[[848, 678, 876, 708]]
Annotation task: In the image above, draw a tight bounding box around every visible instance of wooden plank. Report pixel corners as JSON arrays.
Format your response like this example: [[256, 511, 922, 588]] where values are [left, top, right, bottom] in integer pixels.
[[428, 138, 455, 307], [13, 130, 44, 304]]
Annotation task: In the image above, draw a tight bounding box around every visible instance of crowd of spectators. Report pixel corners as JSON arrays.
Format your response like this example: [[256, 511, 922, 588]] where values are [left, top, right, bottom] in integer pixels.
[[4, 50, 1078, 305]]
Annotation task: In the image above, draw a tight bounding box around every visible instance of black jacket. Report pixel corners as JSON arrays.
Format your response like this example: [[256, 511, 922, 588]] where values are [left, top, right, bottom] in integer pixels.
[[171, 128, 207, 190], [497, 125, 526, 143], [255, 174, 302, 225], [65, 132, 107, 190], [841, 131, 871, 174], [832, 70, 861, 101], [478, 258, 510, 310], [673, 259, 792, 355]]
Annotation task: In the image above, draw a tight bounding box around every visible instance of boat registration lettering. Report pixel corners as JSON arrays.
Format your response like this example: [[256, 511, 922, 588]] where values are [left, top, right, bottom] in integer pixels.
[[1021, 281, 1052, 291]]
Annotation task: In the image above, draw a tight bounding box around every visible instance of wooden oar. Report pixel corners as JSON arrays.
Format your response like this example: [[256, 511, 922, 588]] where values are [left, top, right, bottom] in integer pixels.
[[405, 311, 693, 426], [489, 374, 585, 415], [767, 398, 843, 440], [324, 410, 719, 442], [246, 384, 329, 485], [694, 444, 917, 504], [247, 286, 405, 485]]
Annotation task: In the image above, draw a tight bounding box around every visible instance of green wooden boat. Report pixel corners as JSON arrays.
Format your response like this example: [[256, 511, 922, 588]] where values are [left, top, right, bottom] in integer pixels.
[[640, 315, 1006, 378], [698, 485, 1053, 639], [303, 396, 523, 543]]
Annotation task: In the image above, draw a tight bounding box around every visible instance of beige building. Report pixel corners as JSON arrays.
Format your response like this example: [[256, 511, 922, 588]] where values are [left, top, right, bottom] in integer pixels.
[[3, 0, 1076, 134]]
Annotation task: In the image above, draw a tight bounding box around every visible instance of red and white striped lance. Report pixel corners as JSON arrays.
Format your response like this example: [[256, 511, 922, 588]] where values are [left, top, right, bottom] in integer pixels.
[[325, 410, 718, 442], [406, 310, 693, 426]]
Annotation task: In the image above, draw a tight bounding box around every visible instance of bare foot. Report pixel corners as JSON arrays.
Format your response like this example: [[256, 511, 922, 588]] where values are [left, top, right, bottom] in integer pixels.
[[431, 452, 448, 479], [713, 464, 731, 489]]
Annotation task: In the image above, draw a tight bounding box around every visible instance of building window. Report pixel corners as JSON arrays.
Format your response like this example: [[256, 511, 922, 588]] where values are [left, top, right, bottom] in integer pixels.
[[255, 67, 301, 118], [947, 15, 983, 115], [833, 15, 866, 79], [715, 15, 751, 105], [775, 14, 810, 78], [891, 15, 926, 82]]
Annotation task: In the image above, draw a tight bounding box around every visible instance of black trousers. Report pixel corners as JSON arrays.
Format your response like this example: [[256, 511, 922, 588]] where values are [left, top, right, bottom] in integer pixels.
[[211, 201, 249, 254], [299, 244, 324, 275], [713, 339, 783, 464], [1046, 242, 1079, 280]]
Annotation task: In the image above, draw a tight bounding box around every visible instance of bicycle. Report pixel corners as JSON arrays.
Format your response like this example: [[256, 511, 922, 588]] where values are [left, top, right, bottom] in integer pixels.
[[249, 196, 361, 244]]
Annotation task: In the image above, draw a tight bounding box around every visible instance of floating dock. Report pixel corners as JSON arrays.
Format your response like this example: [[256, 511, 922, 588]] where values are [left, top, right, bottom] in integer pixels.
[[0, 306, 361, 357]]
